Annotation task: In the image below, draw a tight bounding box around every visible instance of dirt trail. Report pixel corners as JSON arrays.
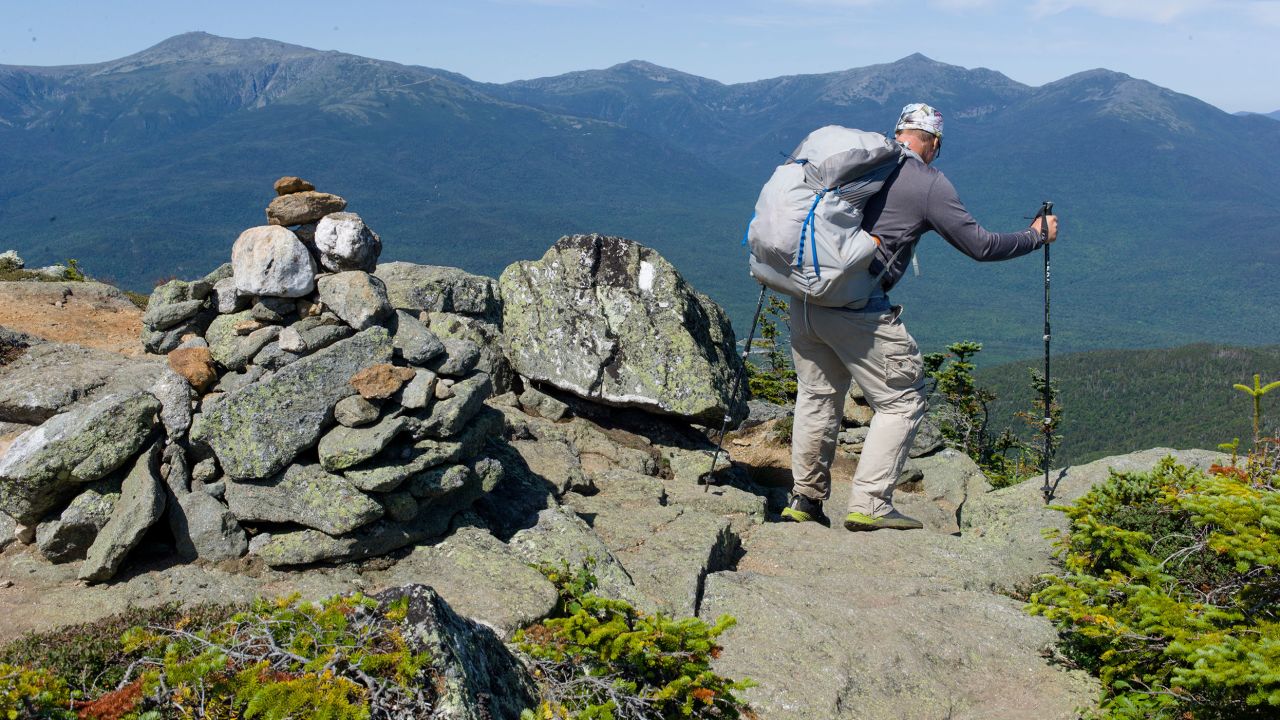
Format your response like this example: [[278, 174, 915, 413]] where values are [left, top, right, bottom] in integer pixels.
[[0, 281, 144, 356]]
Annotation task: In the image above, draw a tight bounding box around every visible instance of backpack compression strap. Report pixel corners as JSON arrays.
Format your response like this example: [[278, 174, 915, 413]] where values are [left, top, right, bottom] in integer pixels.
[[798, 187, 833, 279]]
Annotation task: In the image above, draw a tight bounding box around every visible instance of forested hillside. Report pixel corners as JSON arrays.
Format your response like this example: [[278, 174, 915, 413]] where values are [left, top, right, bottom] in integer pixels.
[[975, 344, 1280, 465]]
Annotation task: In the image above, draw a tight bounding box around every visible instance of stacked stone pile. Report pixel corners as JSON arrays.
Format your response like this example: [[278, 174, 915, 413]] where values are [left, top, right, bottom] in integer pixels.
[[1, 178, 518, 581], [1, 179, 756, 591]]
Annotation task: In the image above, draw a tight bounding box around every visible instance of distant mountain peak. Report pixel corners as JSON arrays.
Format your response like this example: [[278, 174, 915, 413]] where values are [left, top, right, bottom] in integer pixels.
[[101, 32, 322, 73]]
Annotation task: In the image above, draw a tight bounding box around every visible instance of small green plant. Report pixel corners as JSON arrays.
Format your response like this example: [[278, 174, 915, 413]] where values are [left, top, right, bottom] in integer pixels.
[[746, 295, 797, 405], [62, 259, 85, 282], [518, 562, 755, 719], [1029, 454, 1280, 719], [1233, 373, 1280, 446], [924, 341, 1060, 488], [0, 663, 76, 719]]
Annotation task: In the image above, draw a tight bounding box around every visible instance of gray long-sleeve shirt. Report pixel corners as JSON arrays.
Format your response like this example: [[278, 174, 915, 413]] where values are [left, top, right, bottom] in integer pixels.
[[853, 155, 1043, 292]]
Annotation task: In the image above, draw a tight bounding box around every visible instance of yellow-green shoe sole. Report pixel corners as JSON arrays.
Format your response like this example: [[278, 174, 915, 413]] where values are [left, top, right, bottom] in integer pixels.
[[780, 507, 814, 523], [844, 511, 923, 531]]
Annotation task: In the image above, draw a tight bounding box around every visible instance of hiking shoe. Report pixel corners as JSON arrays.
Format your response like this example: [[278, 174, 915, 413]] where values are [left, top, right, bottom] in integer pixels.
[[844, 509, 924, 532], [781, 494, 831, 526]]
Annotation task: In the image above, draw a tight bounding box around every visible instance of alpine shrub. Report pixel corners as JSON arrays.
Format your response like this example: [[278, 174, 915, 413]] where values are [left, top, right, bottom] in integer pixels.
[[518, 562, 755, 719], [0, 663, 76, 719], [1029, 456, 1280, 718]]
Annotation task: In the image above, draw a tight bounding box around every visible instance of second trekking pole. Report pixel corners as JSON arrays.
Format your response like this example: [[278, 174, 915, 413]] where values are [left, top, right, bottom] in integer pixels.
[[706, 285, 768, 492], [1039, 201, 1055, 504]]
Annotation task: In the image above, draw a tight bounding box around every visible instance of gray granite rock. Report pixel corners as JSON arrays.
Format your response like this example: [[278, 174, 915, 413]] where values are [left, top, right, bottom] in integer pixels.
[[265, 191, 346, 227], [161, 445, 247, 562], [205, 311, 281, 371], [0, 391, 160, 524], [0, 343, 164, 424], [78, 444, 166, 583], [412, 373, 492, 439], [374, 262, 502, 323], [517, 386, 569, 421], [151, 368, 195, 438], [318, 414, 409, 472], [424, 313, 511, 392], [390, 310, 444, 366], [316, 271, 392, 331], [224, 463, 384, 535], [35, 478, 121, 563], [398, 369, 437, 410], [231, 225, 317, 298], [191, 328, 393, 480], [313, 212, 382, 272], [499, 234, 746, 425], [334, 395, 381, 427], [509, 505, 644, 607], [428, 339, 480, 377]]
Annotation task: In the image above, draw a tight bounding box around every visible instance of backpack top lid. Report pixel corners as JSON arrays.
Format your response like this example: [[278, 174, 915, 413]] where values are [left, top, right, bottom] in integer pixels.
[[790, 125, 902, 191]]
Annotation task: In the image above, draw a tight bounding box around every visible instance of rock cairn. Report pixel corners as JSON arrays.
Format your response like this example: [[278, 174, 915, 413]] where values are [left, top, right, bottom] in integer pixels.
[[1, 179, 752, 585], [2, 178, 515, 580]]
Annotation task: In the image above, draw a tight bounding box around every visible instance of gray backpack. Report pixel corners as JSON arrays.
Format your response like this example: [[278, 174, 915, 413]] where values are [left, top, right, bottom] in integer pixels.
[[745, 126, 902, 307]]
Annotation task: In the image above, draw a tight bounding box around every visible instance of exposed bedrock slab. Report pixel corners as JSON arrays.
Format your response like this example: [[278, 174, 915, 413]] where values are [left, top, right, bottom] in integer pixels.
[[374, 261, 503, 323], [192, 327, 393, 480], [78, 444, 166, 583], [373, 527, 558, 639], [499, 234, 746, 425], [0, 391, 160, 524], [508, 505, 644, 607], [224, 463, 384, 535], [0, 343, 164, 424]]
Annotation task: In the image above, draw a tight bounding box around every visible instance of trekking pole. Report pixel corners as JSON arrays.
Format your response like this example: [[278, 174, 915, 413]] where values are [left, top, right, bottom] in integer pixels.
[[1039, 201, 1055, 504], [706, 284, 769, 491]]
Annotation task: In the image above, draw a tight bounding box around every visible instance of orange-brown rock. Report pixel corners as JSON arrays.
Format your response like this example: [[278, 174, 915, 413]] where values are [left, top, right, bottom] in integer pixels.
[[168, 347, 217, 392], [273, 176, 316, 195], [266, 191, 346, 227], [349, 363, 416, 400]]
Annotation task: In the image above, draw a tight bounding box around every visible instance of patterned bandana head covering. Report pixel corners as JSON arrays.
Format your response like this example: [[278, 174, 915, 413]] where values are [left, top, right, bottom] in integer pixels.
[[895, 103, 944, 138]]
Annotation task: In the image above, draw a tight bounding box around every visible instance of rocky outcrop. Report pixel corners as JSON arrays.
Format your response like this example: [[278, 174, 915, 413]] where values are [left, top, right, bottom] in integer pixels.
[[500, 234, 747, 425], [0, 343, 164, 424]]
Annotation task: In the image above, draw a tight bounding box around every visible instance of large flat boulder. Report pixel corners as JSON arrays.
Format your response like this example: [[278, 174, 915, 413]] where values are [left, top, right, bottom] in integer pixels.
[[499, 234, 746, 425], [225, 463, 384, 535], [192, 327, 393, 480], [0, 390, 160, 524], [0, 343, 163, 424]]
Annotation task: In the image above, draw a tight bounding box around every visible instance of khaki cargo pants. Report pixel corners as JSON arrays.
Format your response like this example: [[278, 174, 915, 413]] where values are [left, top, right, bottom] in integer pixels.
[[789, 297, 927, 517]]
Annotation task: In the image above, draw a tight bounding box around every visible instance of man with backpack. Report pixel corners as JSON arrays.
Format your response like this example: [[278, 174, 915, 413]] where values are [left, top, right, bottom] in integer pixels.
[[774, 103, 1059, 530]]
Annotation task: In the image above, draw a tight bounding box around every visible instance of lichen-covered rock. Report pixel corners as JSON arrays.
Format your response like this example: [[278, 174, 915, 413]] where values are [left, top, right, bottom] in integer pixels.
[[192, 327, 393, 480], [78, 444, 166, 583], [342, 409, 498, 492], [161, 445, 247, 562], [313, 212, 382, 272], [212, 276, 246, 314], [318, 414, 408, 472], [334, 394, 381, 427], [374, 262, 502, 323], [509, 506, 645, 607], [518, 386, 569, 421], [251, 456, 501, 566], [390, 310, 444, 366], [265, 190, 347, 226], [142, 278, 210, 331], [224, 463, 384, 535], [425, 313, 510, 391], [428, 339, 480, 377], [35, 478, 121, 563], [350, 363, 416, 400], [370, 584, 539, 718], [0, 343, 164, 424], [0, 391, 160, 524], [316, 271, 392, 331], [499, 234, 746, 425], [205, 311, 281, 371], [412, 373, 492, 439], [231, 226, 317, 298]]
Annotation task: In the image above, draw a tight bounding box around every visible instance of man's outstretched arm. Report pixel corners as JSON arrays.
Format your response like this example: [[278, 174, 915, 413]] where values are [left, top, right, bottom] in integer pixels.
[[926, 172, 1055, 261]]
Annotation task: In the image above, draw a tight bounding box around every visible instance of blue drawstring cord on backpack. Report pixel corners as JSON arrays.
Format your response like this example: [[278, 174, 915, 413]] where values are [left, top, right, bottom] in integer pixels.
[[798, 189, 829, 278]]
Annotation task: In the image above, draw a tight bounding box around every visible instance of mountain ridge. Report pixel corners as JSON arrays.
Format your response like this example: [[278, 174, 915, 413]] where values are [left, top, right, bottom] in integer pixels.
[[1, 32, 1277, 361]]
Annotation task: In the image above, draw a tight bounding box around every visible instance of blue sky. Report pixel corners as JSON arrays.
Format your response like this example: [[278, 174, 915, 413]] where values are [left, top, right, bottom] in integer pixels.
[[1, 0, 1277, 113]]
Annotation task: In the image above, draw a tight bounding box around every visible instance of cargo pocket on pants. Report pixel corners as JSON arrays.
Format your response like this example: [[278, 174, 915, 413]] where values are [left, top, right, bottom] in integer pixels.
[[884, 349, 923, 389]]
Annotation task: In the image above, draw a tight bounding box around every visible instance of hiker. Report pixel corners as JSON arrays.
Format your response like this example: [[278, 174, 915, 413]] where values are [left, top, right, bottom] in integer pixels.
[[780, 103, 1059, 530]]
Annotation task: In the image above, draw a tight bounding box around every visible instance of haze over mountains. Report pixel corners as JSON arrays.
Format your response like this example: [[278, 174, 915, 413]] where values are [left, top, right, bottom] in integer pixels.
[[2, 32, 1277, 361]]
